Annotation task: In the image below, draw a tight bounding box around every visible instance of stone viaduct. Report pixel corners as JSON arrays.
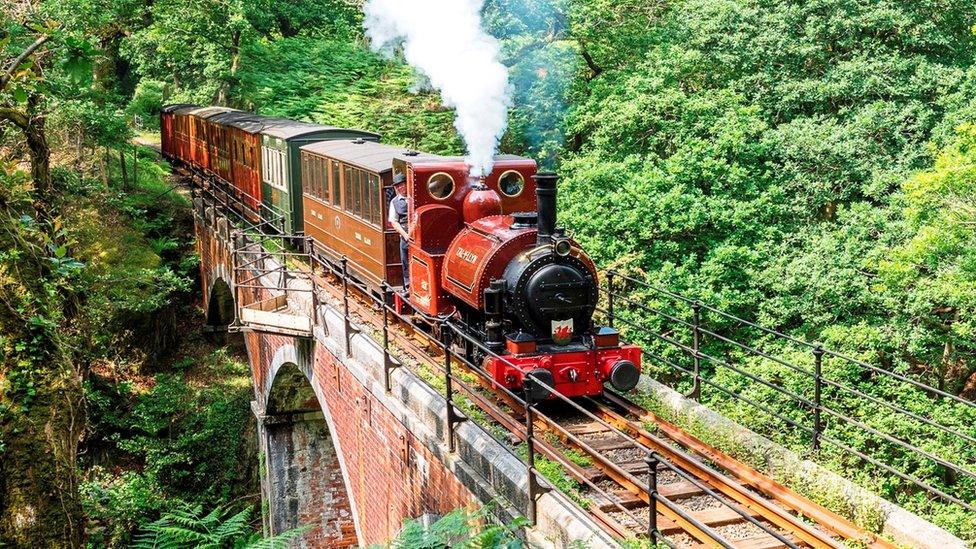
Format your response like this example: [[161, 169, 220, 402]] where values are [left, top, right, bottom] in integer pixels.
[[192, 196, 614, 547]]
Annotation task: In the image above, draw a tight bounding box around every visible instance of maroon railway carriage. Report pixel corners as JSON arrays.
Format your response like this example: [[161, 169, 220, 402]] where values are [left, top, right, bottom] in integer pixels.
[[208, 112, 268, 212], [168, 106, 198, 165], [187, 107, 237, 171], [164, 106, 268, 213], [160, 104, 197, 159]]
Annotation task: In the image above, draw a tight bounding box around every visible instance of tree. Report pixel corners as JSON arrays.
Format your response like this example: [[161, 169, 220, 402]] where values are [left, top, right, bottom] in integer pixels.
[[877, 124, 976, 395], [1, 14, 58, 203]]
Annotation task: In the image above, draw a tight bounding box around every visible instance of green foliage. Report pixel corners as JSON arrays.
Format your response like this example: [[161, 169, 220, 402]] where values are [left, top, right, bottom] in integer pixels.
[[132, 504, 307, 549], [82, 348, 253, 547], [127, 80, 167, 130], [236, 37, 462, 154], [876, 124, 976, 376], [385, 507, 525, 549]]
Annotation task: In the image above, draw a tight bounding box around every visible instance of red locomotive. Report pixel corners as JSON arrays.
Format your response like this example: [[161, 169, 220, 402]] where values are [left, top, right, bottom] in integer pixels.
[[161, 105, 642, 399]]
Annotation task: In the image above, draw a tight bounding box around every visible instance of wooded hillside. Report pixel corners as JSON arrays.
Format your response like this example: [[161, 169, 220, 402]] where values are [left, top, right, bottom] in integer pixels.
[[2, 0, 975, 544]]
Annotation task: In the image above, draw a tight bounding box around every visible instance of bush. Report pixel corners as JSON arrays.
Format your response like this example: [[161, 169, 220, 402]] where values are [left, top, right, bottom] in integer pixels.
[[127, 80, 166, 130]]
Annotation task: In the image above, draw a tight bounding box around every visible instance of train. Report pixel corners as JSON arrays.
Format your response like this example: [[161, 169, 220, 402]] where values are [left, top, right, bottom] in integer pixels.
[[160, 105, 642, 398]]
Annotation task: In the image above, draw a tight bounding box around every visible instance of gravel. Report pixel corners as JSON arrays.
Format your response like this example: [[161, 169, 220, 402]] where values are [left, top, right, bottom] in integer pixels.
[[678, 494, 724, 511], [713, 520, 772, 542]]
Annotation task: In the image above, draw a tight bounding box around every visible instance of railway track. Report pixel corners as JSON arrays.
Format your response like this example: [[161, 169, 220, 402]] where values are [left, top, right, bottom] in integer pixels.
[[182, 172, 893, 547], [300, 260, 893, 549]]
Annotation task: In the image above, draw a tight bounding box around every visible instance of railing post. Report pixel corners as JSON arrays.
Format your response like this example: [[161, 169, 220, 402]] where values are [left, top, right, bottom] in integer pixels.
[[382, 284, 394, 393], [524, 377, 538, 525], [690, 300, 702, 401], [607, 270, 616, 328], [442, 323, 457, 453], [341, 256, 351, 357], [311, 281, 320, 329], [813, 344, 824, 451], [646, 451, 659, 541]]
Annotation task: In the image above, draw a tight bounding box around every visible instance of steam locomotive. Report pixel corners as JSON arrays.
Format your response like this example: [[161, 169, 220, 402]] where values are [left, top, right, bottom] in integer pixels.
[[160, 105, 641, 398]]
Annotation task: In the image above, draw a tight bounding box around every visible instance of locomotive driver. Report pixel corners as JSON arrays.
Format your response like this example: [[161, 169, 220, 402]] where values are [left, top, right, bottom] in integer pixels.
[[388, 173, 411, 291]]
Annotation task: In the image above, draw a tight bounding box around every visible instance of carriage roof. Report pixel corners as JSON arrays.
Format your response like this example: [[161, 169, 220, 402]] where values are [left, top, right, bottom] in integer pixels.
[[161, 103, 199, 114], [300, 140, 448, 174]]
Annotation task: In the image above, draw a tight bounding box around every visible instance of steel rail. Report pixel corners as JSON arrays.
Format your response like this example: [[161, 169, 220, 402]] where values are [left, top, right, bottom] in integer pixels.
[[599, 391, 894, 548], [444, 326, 804, 549], [476, 376, 732, 548]]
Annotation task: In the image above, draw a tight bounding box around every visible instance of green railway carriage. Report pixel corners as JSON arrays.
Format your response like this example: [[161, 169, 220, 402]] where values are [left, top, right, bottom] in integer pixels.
[[259, 121, 379, 234]]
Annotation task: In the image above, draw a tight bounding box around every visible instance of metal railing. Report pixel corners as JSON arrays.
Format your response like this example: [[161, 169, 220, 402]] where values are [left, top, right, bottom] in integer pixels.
[[601, 269, 976, 516], [193, 179, 317, 333], [304, 252, 804, 547]]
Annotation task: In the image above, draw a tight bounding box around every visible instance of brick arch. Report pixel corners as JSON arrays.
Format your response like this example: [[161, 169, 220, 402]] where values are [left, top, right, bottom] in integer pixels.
[[206, 276, 235, 328], [259, 349, 362, 547]]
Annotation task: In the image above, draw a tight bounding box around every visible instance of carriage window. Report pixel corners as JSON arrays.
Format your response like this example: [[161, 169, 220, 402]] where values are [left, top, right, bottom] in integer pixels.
[[428, 172, 455, 199], [362, 170, 371, 221], [308, 157, 317, 198], [498, 170, 525, 197], [320, 159, 327, 200], [326, 159, 329, 202], [315, 158, 324, 199], [322, 160, 333, 203], [358, 170, 367, 220], [346, 167, 356, 214], [332, 162, 341, 206], [279, 152, 286, 189], [272, 151, 278, 186], [268, 151, 273, 183], [353, 169, 363, 218], [369, 174, 381, 225]]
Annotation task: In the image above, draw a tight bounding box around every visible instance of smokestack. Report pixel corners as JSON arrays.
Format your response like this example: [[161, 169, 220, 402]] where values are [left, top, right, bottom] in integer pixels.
[[534, 172, 558, 245]]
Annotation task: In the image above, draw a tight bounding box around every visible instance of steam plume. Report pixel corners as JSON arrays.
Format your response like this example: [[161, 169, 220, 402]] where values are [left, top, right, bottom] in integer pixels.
[[364, 0, 512, 177]]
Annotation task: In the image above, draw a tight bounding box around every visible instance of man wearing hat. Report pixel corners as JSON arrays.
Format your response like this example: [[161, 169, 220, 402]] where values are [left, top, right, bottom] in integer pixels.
[[388, 173, 411, 291]]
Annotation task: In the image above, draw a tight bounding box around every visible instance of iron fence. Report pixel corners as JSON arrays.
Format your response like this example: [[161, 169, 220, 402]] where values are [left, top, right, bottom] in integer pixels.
[[601, 269, 976, 517]]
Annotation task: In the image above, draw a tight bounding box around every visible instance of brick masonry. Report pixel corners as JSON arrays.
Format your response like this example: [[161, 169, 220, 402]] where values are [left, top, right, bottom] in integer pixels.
[[246, 330, 477, 547]]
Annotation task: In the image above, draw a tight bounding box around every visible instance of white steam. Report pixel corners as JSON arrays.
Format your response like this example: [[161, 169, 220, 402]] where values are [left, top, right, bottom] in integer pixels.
[[364, 0, 512, 177]]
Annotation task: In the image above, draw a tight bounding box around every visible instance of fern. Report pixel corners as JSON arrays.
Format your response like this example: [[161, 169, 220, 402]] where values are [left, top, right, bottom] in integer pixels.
[[386, 507, 526, 549], [132, 503, 309, 549]]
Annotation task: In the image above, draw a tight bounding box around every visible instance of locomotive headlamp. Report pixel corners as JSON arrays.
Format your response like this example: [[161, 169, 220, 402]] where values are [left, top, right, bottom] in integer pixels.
[[553, 236, 572, 257]]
